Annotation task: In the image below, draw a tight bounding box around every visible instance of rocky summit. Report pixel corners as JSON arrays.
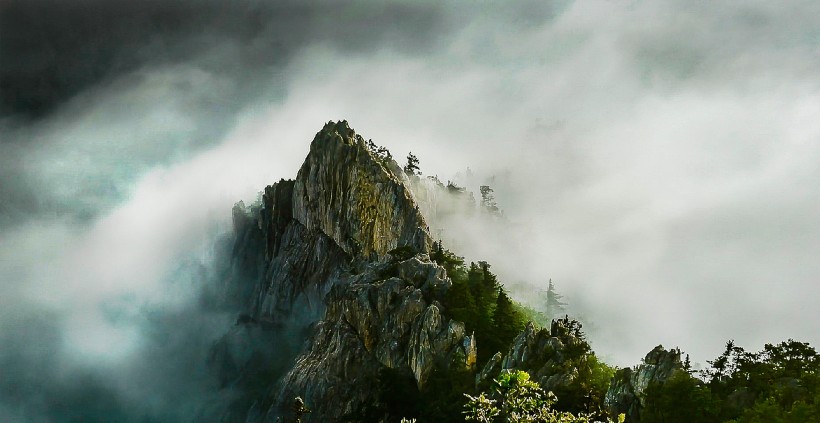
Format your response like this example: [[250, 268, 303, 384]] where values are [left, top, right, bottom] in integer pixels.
[[213, 121, 473, 422], [209, 120, 691, 422]]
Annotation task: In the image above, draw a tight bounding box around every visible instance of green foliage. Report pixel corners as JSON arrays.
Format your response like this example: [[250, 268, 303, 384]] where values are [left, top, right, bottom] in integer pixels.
[[370, 363, 477, 422], [376, 367, 422, 420], [432, 241, 467, 277], [365, 137, 393, 168], [726, 392, 820, 423], [447, 275, 479, 330], [479, 185, 500, 216], [431, 242, 618, 419], [436, 243, 527, 363], [711, 339, 818, 420], [543, 279, 567, 321], [418, 365, 477, 422], [493, 290, 526, 356], [642, 339, 819, 422], [552, 354, 616, 416], [464, 370, 625, 423], [404, 152, 421, 176], [515, 301, 551, 329], [585, 356, 617, 410], [642, 372, 720, 423]]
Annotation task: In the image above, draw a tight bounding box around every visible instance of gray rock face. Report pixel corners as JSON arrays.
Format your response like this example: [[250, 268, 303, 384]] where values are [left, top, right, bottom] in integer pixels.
[[292, 120, 431, 260], [225, 121, 433, 325], [273, 256, 473, 422], [476, 352, 503, 389], [479, 318, 591, 393], [227, 181, 348, 328], [604, 345, 684, 421], [216, 121, 470, 422]]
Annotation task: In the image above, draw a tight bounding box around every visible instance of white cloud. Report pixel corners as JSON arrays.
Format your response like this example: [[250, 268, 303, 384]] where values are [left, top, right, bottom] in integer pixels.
[[2, 1, 818, 411]]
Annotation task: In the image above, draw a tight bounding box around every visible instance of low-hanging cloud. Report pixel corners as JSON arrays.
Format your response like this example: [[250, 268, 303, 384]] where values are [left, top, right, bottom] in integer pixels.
[[268, 0, 820, 367], [1, 0, 819, 420]]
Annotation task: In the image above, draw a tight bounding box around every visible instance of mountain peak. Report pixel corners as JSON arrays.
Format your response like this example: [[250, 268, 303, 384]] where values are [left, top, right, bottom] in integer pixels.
[[217, 122, 456, 421], [291, 120, 431, 259]]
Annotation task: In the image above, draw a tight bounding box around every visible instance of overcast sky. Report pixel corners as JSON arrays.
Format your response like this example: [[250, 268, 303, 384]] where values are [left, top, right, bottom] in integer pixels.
[[2, 0, 819, 419]]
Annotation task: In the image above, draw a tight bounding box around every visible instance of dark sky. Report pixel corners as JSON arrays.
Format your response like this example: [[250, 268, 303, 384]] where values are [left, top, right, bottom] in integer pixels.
[[1, 0, 819, 421], [0, 0, 452, 118]]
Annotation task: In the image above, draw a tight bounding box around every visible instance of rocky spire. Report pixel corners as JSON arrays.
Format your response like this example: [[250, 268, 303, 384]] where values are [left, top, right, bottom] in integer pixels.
[[227, 121, 434, 321], [291, 120, 432, 260], [216, 121, 462, 422]]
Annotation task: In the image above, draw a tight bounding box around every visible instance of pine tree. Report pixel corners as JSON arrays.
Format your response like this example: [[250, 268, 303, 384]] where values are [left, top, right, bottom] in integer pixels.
[[493, 289, 524, 355], [479, 185, 499, 215], [544, 279, 567, 320], [445, 276, 477, 331], [404, 152, 420, 176], [431, 241, 443, 264]]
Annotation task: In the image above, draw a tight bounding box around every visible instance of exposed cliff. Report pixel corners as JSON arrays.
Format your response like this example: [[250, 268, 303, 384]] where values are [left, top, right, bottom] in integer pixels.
[[223, 120, 432, 325], [604, 345, 684, 421], [273, 255, 474, 421], [292, 122, 431, 260], [214, 121, 472, 422]]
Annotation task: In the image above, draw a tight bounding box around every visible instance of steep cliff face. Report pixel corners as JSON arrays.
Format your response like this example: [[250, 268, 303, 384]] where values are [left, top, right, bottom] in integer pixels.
[[292, 122, 431, 260], [224, 120, 432, 325], [215, 121, 470, 422], [604, 345, 684, 421], [273, 256, 474, 422]]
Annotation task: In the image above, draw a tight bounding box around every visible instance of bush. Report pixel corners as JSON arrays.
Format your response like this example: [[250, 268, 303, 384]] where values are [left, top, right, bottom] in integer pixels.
[[464, 370, 625, 423]]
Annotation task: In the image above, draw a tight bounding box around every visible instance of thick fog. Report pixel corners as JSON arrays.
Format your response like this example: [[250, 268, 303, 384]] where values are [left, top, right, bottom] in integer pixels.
[[2, 0, 819, 420]]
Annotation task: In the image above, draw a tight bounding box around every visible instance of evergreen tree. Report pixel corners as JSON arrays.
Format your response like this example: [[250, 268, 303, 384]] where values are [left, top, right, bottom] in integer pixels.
[[467, 263, 495, 350], [366, 139, 392, 163], [467, 263, 488, 308], [431, 241, 444, 264], [544, 279, 567, 320], [404, 152, 420, 176], [479, 261, 499, 290], [446, 180, 466, 194], [444, 272, 478, 330], [479, 185, 500, 215], [642, 373, 720, 423], [493, 289, 525, 352]]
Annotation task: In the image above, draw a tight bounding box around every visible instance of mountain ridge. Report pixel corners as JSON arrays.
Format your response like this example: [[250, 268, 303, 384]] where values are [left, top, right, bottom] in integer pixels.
[[213, 120, 679, 422]]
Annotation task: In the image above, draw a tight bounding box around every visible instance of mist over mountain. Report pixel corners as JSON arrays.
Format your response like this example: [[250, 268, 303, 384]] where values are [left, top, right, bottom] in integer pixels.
[[2, 1, 819, 421]]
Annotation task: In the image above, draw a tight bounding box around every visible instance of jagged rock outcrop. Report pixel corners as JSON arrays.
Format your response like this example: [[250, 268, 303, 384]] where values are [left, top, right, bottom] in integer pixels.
[[227, 181, 348, 327], [476, 351, 503, 388], [273, 256, 474, 422], [224, 120, 433, 325], [604, 345, 684, 421], [215, 121, 471, 422], [476, 318, 592, 395], [292, 121, 431, 260]]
